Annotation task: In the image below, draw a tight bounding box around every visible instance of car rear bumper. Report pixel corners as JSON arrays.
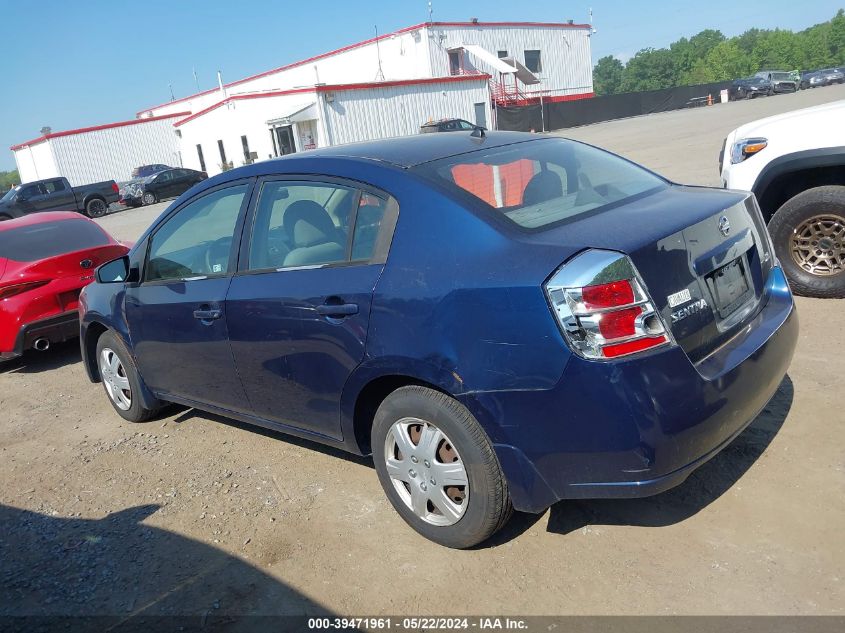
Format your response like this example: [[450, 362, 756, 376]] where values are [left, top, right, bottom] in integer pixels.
[[463, 267, 797, 513], [0, 311, 80, 360]]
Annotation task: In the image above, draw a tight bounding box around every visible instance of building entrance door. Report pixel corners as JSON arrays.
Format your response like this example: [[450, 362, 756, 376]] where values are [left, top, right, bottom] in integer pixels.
[[275, 126, 296, 155]]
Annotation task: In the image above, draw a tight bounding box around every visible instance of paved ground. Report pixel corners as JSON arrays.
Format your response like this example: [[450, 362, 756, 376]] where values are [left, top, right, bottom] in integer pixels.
[[1, 86, 844, 620]]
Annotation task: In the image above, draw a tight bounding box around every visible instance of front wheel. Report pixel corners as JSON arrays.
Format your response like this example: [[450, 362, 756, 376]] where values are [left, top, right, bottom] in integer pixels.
[[142, 191, 156, 206], [85, 198, 107, 218], [372, 386, 512, 548], [768, 185, 845, 298], [95, 330, 159, 422]]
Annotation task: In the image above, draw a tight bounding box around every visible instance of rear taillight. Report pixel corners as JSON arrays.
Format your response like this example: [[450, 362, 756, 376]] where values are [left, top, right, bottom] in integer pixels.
[[111, 182, 119, 193], [545, 250, 672, 360], [0, 280, 49, 300]]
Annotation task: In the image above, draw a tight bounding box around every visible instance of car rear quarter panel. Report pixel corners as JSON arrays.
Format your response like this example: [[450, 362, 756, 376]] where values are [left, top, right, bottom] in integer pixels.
[[331, 164, 575, 449]]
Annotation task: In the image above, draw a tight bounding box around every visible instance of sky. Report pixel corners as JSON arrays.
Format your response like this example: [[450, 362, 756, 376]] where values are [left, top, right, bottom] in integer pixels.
[[1, 0, 842, 172]]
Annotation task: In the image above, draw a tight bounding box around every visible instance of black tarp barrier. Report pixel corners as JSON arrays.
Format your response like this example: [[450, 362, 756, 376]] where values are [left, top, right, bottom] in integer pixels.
[[497, 81, 733, 132]]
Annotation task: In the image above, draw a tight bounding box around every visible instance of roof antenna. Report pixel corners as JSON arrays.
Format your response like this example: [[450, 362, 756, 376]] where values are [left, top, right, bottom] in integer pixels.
[[428, 1, 433, 24], [374, 25, 385, 81]]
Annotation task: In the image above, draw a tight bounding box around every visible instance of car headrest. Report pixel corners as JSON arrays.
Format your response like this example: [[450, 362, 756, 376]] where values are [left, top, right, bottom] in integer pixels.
[[283, 200, 337, 248], [522, 170, 563, 206]]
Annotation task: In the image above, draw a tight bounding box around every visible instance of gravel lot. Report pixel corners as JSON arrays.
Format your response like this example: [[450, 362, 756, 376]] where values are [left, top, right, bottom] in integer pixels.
[[2, 86, 844, 620]]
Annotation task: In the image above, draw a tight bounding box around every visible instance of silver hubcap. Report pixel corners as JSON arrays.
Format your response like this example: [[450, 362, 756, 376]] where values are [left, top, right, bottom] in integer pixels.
[[143, 193, 155, 204], [790, 214, 845, 276], [100, 348, 131, 411], [384, 418, 469, 526]]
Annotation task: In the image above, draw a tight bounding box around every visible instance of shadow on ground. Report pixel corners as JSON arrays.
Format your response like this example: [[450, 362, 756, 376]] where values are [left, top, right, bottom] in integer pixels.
[[0, 340, 81, 375], [0, 504, 333, 631], [545, 375, 794, 536]]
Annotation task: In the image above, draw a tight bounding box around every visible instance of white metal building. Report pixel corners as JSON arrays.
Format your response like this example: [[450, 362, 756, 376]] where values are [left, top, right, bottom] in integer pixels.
[[175, 76, 492, 175], [11, 113, 186, 184], [12, 20, 594, 182]]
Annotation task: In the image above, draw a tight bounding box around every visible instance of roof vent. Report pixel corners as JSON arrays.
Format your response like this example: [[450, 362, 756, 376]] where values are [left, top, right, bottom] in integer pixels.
[[40, 126, 52, 135], [567, 19, 574, 24], [471, 17, 478, 23]]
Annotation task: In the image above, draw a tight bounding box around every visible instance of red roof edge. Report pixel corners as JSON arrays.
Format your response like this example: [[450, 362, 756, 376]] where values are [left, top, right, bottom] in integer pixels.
[[173, 75, 491, 128], [10, 111, 191, 151], [137, 20, 590, 116]]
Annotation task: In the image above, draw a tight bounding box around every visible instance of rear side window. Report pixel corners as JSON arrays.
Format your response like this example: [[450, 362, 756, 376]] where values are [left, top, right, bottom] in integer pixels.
[[0, 219, 110, 262], [248, 181, 392, 271], [413, 138, 667, 230], [43, 179, 66, 194]]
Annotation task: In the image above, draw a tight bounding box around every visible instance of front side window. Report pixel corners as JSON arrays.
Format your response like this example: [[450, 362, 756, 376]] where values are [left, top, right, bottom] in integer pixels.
[[413, 138, 666, 230], [145, 184, 248, 282], [524, 49, 541, 73], [20, 185, 41, 198], [249, 181, 389, 270]]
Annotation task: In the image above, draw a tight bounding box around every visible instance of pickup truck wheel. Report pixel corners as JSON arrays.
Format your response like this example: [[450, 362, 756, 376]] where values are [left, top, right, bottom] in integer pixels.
[[85, 198, 107, 218], [95, 331, 158, 422], [768, 185, 845, 298], [142, 192, 157, 206], [372, 386, 513, 548]]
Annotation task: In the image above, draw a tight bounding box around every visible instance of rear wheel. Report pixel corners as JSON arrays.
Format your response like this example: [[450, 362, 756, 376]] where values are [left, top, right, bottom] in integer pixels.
[[95, 330, 158, 422], [142, 191, 156, 206], [768, 185, 845, 298], [372, 386, 512, 548], [0, 213, 12, 221], [85, 198, 107, 218]]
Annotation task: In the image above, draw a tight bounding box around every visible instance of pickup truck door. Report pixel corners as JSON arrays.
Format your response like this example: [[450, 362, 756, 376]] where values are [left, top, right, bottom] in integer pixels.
[[14, 184, 42, 214], [37, 179, 76, 212]]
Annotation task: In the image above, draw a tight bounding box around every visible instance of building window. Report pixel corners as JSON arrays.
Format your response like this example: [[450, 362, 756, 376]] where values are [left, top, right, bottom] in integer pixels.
[[497, 50, 508, 59], [217, 140, 227, 166], [448, 50, 462, 75], [241, 135, 250, 163], [524, 50, 542, 73], [196, 144, 206, 172]]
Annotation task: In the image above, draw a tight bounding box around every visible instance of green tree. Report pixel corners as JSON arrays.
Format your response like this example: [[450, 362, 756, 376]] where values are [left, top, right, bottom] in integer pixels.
[[829, 9, 845, 62], [0, 170, 19, 190], [592, 55, 625, 95], [620, 48, 677, 92]]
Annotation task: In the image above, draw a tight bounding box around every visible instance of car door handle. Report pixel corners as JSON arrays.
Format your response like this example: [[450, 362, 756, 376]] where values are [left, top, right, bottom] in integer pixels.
[[315, 303, 358, 317], [193, 308, 222, 321]]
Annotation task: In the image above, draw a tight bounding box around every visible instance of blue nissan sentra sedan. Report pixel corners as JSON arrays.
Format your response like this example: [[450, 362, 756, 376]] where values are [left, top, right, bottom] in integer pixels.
[[80, 131, 797, 548]]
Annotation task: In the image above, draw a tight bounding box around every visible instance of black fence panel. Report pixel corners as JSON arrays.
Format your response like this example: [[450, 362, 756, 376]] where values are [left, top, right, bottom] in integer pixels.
[[497, 81, 733, 132]]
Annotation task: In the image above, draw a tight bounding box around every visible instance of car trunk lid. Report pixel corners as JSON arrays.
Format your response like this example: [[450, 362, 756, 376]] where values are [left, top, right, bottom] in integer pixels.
[[528, 185, 775, 364]]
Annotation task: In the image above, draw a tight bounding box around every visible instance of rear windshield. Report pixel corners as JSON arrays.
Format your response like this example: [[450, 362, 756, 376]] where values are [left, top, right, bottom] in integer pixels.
[[413, 138, 666, 229], [0, 218, 110, 262]]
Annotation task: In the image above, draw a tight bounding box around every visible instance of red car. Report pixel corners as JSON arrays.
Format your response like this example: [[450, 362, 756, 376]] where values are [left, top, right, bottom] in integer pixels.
[[0, 212, 129, 361]]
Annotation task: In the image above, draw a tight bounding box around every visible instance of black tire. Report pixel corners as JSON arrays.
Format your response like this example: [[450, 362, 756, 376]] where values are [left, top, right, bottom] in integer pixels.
[[95, 330, 159, 422], [85, 198, 107, 218], [768, 185, 845, 298], [372, 386, 512, 548], [0, 213, 12, 222], [142, 191, 156, 206]]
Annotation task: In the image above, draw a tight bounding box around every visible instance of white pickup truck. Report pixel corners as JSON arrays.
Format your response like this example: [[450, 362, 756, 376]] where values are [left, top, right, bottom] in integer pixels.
[[720, 99, 845, 297]]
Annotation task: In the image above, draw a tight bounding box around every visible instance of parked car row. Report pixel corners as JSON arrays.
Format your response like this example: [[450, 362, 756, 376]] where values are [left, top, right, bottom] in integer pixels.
[[728, 70, 799, 101], [119, 167, 207, 207], [799, 67, 845, 89]]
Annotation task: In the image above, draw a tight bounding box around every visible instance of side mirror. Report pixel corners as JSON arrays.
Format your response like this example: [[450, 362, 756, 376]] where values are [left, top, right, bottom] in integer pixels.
[[97, 256, 138, 284]]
